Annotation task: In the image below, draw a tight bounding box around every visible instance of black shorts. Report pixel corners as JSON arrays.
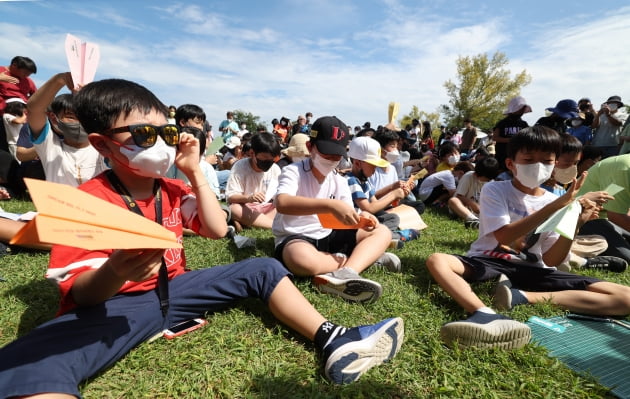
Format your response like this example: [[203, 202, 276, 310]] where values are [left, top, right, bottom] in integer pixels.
[[455, 255, 601, 292], [274, 229, 358, 265]]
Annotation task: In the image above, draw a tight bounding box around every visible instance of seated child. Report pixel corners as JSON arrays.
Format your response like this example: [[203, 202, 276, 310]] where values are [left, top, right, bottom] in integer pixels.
[[425, 126, 630, 350], [175, 126, 221, 199], [417, 161, 473, 206], [273, 117, 402, 303], [447, 157, 499, 228], [226, 132, 281, 229], [435, 141, 460, 172], [346, 136, 408, 250], [0, 80, 405, 397]]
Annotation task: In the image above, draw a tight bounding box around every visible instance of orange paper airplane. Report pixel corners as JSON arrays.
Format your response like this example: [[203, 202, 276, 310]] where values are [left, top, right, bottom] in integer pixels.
[[10, 178, 182, 250], [317, 213, 376, 230]]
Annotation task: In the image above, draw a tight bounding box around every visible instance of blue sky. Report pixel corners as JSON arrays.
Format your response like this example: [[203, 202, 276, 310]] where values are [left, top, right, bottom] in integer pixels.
[[1, 0, 629, 129]]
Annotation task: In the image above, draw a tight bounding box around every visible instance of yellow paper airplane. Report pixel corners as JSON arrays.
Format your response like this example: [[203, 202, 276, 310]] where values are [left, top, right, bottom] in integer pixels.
[[10, 178, 182, 250]]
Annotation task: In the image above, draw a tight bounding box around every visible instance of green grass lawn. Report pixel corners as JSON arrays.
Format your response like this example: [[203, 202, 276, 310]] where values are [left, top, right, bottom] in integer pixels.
[[0, 199, 626, 398]]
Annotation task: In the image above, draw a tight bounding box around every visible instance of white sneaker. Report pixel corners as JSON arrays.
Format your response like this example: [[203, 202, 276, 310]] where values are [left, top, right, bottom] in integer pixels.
[[313, 267, 383, 303], [374, 252, 402, 273]]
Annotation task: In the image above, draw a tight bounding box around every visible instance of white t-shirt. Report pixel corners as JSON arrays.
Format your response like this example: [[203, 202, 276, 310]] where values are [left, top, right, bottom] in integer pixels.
[[225, 157, 281, 203], [272, 159, 353, 246], [30, 120, 106, 186], [467, 180, 561, 267], [455, 171, 485, 202], [3, 113, 22, 158], [367, 165, 398, 192], [418, 170, 456, 201]]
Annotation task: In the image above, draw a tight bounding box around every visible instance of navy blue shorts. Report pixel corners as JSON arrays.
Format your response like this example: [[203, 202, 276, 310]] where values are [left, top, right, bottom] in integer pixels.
[[455, 255, 601, 292], [274, 229, 358, 265], [0, 257, 290, 398]]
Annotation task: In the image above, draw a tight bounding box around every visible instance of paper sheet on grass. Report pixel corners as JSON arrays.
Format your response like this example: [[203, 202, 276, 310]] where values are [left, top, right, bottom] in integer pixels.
[[10, 178, 181, 250], [386, 204, 428, 231]]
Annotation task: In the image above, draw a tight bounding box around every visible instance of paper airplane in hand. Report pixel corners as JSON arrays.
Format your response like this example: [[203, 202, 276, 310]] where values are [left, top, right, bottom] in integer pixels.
[[10, 178, 182, 250], [65, 33, 100, 88]]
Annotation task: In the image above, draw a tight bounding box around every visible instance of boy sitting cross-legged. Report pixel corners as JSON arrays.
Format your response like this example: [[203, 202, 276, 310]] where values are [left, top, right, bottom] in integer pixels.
[[0, 81, 404, 397], [273, 116, 401, 303], [426, 126, 630, 349]]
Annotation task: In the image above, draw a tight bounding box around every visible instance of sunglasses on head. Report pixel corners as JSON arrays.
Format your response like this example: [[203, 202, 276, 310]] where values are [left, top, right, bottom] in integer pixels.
[[104, 124, 180, 148]]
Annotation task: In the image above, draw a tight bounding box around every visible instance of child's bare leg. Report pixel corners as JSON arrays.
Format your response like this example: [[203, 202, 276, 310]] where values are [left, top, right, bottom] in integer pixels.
[[523, 281, 630, 316], [447, 197, 473, 220], [282, 240, 346, 276], [425, 253, 485, 313], [344, 224, 390, 273], [268, 276, 326, 340]]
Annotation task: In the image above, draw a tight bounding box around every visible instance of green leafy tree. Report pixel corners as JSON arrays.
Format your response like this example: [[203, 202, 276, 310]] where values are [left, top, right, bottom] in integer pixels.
[[232, 110, 263, 134], [441, 52, 531, 131]]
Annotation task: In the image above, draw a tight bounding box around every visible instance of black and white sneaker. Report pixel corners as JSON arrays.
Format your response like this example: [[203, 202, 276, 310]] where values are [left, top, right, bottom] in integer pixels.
[[585, 256, 628, 273]]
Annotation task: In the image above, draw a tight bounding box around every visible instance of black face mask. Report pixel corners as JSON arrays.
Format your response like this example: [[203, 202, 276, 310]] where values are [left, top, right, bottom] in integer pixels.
[[256, 158, 274, 172]]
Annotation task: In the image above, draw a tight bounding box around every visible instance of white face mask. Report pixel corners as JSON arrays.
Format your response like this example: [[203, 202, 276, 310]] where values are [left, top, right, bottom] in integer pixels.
[[311, 152, 340, 176], [118, 137, 176, 178], [447, 154, 460, 165], [385, 149, 400, 163], [515, 162, 555, 189], [608, 103, 618, 112], [571, 119, 582, 127], [554, 165, 578, 185]]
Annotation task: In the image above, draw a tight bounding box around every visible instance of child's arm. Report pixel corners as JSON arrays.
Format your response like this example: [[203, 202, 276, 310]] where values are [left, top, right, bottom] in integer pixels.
[[455, 194, 480, 214], [374, 180, 407, 200], [176, 133, 228, 238], [71, 248, 165, 306], [26, 72, 74, 139], [357, 188, 406, 214], [543, 197, 600, 266], [276, 193, 361, 226], [494, 174, 587, 247]]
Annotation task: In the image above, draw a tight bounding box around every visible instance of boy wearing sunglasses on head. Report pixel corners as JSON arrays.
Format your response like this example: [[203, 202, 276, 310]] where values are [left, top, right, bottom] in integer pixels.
[[27, 72, 107, 186], [0, 79, 404, 398]]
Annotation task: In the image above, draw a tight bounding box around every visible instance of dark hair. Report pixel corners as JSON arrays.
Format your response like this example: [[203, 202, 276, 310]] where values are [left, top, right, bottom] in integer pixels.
[[453, 161, 474, 173], [559, 132, 583, 156], [579, 145, 603, 164], [250, 132, 281, 157], [474, 156, 500, 180], [175, 104, 206, 126], [227, 111, 234, 118], [10, 56, 37, 74], [241, 132, 253, 144], [49, 94, 74, 116], [507, 125, 562, 160], [4, 101, 26, 116], [438, 141, 459, 159], [74, 79, 167, 134], [180, 126, 206, 156], [373, 128, 400, 148]]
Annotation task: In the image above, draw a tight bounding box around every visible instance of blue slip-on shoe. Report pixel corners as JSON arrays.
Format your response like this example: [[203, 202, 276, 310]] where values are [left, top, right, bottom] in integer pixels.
[[323, 317, 404, 384], [440, 311, 531, 349]]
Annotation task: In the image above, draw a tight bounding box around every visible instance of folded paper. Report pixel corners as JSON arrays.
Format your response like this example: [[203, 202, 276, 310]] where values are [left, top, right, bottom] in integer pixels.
[[317, 213, 376, 230], [65, 33, 100, 88], [10, 178, 181, 250]]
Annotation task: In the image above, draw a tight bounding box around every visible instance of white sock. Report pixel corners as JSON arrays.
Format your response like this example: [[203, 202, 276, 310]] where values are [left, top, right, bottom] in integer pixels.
[[476, 306, 496, 314], [465, 214, 478, 221]]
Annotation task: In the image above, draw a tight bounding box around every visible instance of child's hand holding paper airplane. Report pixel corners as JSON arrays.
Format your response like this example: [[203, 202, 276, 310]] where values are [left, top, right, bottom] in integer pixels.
[[65, 33, 100, 89]]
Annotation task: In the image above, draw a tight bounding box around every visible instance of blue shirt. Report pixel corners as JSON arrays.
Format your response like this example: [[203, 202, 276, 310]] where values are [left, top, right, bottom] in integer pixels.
[[346, 171, 375, 210]]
